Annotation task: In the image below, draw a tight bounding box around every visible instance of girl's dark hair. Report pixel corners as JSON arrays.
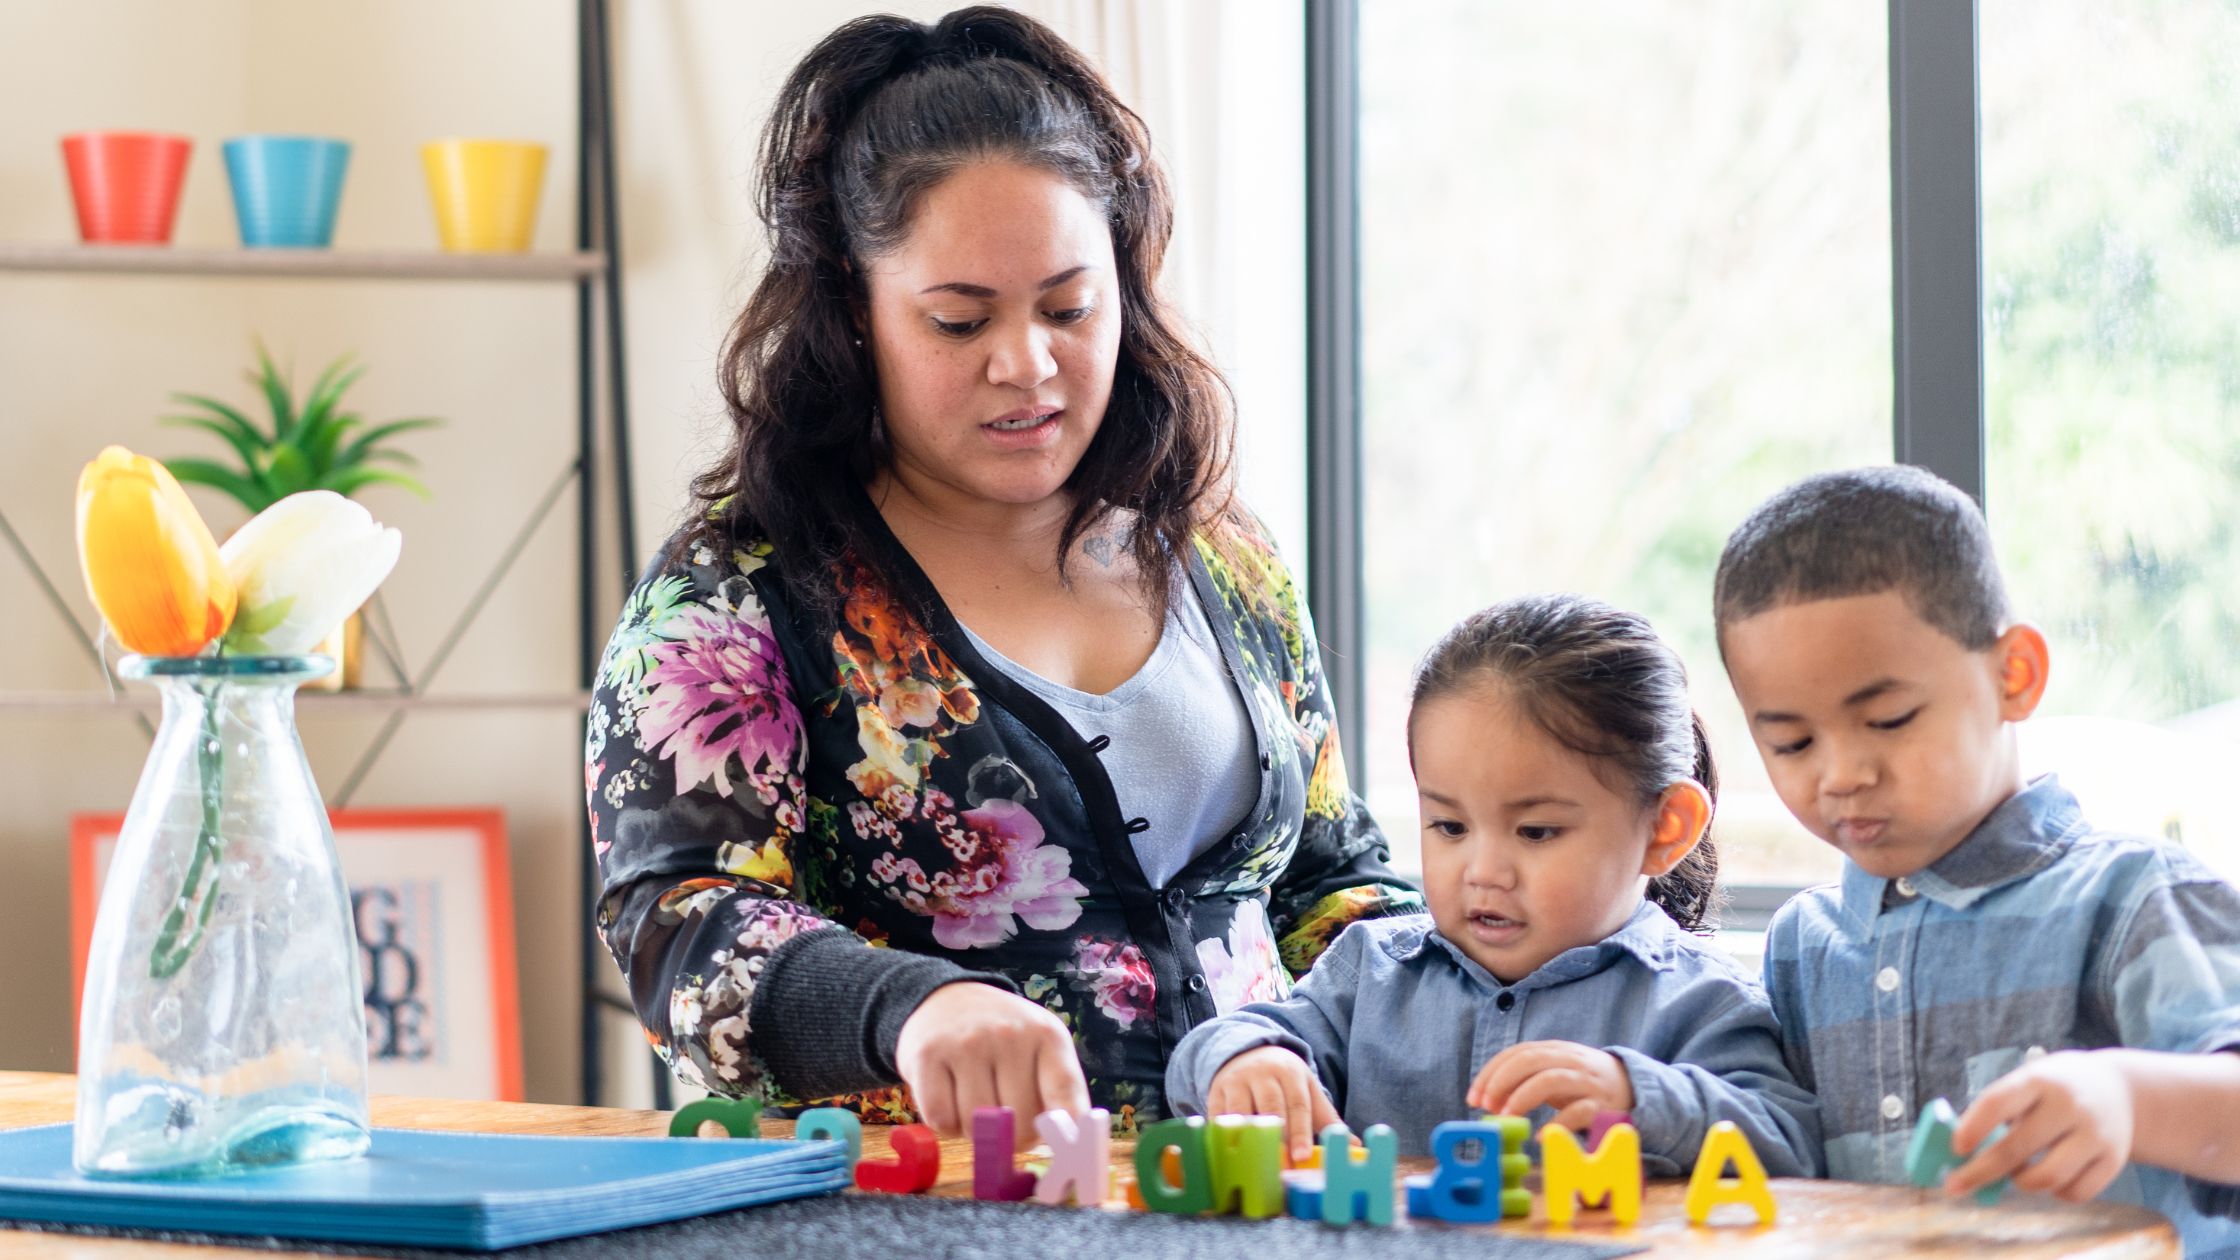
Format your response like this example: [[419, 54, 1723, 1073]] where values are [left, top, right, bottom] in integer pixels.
[[1409, 594, 1724, 932], [686, 6, 1238, 614]]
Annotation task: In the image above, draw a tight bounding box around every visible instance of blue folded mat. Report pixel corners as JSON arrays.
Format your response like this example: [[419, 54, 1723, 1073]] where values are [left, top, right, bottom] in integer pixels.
[[0, 1124, 850, 1250]]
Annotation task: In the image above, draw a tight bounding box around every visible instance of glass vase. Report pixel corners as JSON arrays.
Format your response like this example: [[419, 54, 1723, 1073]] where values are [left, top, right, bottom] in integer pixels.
[[74, 654, 370, 1177]]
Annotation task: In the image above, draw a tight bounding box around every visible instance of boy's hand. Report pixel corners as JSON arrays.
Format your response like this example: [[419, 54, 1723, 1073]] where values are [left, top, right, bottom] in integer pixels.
[[1469, 1040, 1634, 1130], [1206, 1044, 1342, 1164], [1947, 1050, 2134, 1202]]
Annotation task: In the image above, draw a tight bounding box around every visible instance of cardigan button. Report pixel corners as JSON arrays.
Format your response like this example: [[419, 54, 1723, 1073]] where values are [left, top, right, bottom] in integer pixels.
[[1165, 886, 1188, 910], [1259, 752, 1273, 770]]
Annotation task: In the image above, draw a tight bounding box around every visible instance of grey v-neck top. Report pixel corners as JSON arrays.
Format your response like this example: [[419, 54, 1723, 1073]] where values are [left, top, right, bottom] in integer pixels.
[[960, 579, 1260, 889]]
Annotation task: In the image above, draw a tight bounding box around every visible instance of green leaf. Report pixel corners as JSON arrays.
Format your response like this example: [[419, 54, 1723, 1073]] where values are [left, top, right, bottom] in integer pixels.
[[259, 442, 318, 497], [297, 361, 367, 466], [164, 458, 271, 513], [319, 466, 432, 499], [252, 342, 295, 440], [159, 415, 264, 473], [169, 392, 267, 445], [300, 356, 363, 426], [306, 414, 363, 474], [223, 593, 298, 653], [336, 417, 442, 471]]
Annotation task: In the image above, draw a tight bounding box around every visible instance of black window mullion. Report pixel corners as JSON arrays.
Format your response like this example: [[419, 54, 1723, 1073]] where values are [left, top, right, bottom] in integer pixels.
[[1305, 0, 1365, 784], [1890, 0, 1987, 505]]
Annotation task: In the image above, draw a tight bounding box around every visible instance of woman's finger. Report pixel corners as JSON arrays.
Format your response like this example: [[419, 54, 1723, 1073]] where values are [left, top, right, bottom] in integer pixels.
[[1033, 1023, 1091, 1119], [993, 1037, 1046, 1149], [912, 1058, 960, 1137], [950, 1059, 999, 1143]]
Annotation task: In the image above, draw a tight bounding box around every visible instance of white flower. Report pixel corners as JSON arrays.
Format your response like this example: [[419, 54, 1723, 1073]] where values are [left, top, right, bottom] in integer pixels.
[[219, 491, 401, 655], [671, 985, 705, 1037]]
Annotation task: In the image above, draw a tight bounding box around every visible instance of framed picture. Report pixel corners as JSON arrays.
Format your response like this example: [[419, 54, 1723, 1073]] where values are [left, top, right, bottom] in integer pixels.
[[71, 808, 523, 1102]]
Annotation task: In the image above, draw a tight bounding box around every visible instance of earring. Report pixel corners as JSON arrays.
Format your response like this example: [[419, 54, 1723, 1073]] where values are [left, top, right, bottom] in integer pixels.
[[852, 336, 864, 347]]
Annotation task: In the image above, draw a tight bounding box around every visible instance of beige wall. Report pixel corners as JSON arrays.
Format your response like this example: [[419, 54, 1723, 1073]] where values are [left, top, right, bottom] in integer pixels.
[[0, 1, 1302, 1105]]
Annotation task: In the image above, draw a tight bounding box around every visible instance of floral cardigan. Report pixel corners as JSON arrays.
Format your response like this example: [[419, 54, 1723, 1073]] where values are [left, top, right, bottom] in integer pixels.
[[585, 506, 1422, 1131]]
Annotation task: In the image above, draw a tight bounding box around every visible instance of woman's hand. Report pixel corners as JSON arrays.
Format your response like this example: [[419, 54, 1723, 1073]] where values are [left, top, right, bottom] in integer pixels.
[[1206, 1044, 1342, 1165], [894, 981, 1090, 1149], [1468, 1040, 1635, 1131]]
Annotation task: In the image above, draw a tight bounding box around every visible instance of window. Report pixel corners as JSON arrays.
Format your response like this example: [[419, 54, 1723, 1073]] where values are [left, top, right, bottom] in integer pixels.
[[1354, 2, 1891, 884], [1982, 0, 2240, 876]]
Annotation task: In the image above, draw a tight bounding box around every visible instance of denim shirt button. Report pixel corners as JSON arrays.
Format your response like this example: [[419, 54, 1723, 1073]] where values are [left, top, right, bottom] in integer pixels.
[[1495, 991, 1516, 1013]]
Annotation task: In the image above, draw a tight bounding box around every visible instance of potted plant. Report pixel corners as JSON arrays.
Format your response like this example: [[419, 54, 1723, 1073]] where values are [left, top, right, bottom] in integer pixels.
[[162, 345, 438, 689]]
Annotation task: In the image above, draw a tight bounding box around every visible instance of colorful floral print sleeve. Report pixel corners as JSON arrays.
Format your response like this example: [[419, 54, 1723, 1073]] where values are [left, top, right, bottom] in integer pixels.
[[586, 510, 1423, 1129]]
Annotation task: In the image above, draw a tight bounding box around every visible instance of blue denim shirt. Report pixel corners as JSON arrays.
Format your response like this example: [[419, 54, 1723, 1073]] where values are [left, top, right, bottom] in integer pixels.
[[1166, 902, 1820, 1173], [1765, 776, 2240, 1259]]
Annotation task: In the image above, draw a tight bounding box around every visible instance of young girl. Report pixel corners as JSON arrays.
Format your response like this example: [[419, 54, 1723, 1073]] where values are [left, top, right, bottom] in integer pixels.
[[1165, 594, 1821, 1174]]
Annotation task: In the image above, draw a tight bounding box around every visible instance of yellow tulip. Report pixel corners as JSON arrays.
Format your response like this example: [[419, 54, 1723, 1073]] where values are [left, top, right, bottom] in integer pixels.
[[75, 446, 237, 656]]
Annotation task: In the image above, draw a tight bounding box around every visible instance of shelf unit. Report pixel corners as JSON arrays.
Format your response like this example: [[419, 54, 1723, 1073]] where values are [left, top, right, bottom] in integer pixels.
[[0, 243, 604, 282], [1, 0, 646, 1109]]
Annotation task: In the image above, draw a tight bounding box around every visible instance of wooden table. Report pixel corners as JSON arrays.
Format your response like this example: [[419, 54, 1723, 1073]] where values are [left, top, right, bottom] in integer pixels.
[[0, 1071, 2176, 1258]]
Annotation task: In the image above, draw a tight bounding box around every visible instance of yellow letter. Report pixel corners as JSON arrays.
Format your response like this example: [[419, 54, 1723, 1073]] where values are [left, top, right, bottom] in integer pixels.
[[1539, 1123, 1642, 1226], [1685, 1121, 1775, 1226]]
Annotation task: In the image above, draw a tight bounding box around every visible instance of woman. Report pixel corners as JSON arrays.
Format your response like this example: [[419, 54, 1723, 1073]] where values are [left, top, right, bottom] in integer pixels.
[[586, 7, 1419, 1143]]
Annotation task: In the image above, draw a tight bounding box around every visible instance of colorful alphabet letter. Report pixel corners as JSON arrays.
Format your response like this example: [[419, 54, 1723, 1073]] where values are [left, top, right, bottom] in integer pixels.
[[1135, 1117, 1214, 1214], [1684, 1121, 1776, 1226], [794, 1107, 863, 1169], [972, 1107, 1037, 1201], [1540, 1122, 1642, 1226], [854, 1122, 942, 1193], [667, 1095, 764, 1138], [1406, 1116, 1533, 1223], [1032, 1108, 1112, 1207], [1904, 1097, 2007, 1206], [1588, 1110, 1633, 1152], [1206, 1116, 1287, 1218], [1313, 1124, 1396, 1225]]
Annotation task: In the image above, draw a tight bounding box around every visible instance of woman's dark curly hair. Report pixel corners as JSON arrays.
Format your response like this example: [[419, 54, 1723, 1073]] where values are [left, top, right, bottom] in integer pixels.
[[684, 6, 1240, 616], [1408, 594, 1725, 933]]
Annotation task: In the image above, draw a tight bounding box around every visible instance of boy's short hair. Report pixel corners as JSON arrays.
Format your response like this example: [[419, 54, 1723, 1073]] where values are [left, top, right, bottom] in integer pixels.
[[1713, 465, 2008, 650]]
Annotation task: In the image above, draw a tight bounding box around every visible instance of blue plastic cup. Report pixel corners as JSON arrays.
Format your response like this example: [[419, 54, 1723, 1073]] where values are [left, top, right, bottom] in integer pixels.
[[222, 135, 350, 248]]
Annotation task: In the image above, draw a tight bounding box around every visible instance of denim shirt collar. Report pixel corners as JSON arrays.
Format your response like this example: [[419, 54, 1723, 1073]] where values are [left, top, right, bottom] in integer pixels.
[[1392, 900, 1682, 991], [1838, 774, 2086, 924]]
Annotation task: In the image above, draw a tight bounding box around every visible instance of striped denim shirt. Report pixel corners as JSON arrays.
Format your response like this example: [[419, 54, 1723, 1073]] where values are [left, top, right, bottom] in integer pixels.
[[1764, 775, 2240, 1257], [1166, 902, 1821, 1173]]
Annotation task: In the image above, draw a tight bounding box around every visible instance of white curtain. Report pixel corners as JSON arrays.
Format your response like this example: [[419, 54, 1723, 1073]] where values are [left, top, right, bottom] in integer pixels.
[[1011, 0, 1309, 558]]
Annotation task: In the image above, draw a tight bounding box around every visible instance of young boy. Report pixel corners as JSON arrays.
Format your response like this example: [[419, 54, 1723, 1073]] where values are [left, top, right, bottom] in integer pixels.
[[1715, 466, 2240, 1253]]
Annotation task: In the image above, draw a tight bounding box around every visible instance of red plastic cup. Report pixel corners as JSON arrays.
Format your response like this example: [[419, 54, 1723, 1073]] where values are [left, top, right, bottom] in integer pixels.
[[61, 132, 192, 244]]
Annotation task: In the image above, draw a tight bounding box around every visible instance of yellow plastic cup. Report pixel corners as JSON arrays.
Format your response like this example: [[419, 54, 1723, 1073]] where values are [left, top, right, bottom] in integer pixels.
[[420, 139, 547, 253]]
